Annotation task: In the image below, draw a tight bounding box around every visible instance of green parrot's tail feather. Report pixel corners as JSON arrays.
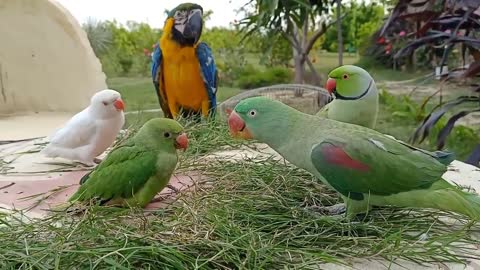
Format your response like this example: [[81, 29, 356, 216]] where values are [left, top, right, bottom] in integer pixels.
[[406, 180, 480, 220], [382, 179, 480, 220], [433, 150, 456, 166]]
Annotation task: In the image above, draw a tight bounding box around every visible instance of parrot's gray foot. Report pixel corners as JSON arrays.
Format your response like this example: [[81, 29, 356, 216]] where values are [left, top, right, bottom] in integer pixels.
[[307, 203, 346, 216], [166, 184, 180, 194], [93, 158, 102, 164], [76, 161, 96, 167]]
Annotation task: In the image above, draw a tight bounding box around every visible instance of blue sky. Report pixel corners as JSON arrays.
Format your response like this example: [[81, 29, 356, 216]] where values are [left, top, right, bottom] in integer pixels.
[[55, 0, 248, 28]]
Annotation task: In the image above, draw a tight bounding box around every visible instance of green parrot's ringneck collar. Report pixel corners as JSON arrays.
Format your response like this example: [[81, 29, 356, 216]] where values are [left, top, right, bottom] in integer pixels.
[[334, 79, 373, 101]]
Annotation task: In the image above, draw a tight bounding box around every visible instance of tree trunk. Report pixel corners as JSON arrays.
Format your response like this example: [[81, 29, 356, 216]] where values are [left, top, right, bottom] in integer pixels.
[[294, 56, 305, 83], [294, 54, 306, 97], [336, 0, 343, 66], [284, 15, 339, 95]]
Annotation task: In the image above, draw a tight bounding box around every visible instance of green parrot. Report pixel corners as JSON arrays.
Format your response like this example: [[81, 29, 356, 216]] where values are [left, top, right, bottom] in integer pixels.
[[68, 118, 188, 208], [228, 96, 480, 220], [316, 65, 379, 129]]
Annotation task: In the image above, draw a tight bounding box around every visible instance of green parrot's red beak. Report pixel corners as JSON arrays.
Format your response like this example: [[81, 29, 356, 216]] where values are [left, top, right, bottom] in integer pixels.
[[175, 133, 189, 150], [228, 111, 253, 139], [325, 78, 336, 94]]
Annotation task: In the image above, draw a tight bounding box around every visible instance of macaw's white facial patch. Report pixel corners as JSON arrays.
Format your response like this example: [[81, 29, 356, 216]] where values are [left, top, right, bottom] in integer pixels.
[[173, 9, 203, 34], [173, 10, 188, 33], [189, 8, 202, 18]]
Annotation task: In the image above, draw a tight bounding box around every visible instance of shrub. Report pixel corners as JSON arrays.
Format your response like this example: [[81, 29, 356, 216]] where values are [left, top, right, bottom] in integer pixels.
[[215, 47, 248, 87], [235, 66, 293, 89]]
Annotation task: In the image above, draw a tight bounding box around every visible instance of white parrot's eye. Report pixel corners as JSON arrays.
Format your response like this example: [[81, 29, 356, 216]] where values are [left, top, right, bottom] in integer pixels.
[[163, 132, 171, 138], [102, 101, 108, 106], [247, 109, 257, 118]]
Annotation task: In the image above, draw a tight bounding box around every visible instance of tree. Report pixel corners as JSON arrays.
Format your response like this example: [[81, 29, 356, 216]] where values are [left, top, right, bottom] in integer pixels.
[[322, 1, 385, 54], [239, 0, 339, 93], [336, 0, 343, 65]]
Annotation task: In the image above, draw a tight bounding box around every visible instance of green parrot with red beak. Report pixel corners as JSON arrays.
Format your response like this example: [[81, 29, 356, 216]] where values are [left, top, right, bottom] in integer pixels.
[[68, 118, 189, 208], [228, 96, 480, 220], [316, 65, 379, 129]]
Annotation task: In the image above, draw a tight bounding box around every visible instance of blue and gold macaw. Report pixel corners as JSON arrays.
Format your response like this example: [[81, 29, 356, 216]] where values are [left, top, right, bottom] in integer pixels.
[[151, 3, 218, 120]]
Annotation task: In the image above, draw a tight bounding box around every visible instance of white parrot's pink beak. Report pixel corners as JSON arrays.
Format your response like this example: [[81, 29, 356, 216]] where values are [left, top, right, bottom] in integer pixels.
[[113, 98, 125, 111]]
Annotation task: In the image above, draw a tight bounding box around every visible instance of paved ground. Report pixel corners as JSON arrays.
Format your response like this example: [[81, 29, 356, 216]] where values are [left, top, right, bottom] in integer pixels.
[[0, 112, 74, 140]]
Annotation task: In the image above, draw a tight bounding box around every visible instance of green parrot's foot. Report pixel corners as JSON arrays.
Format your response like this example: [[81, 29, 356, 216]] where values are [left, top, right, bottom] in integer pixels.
[[150, 196, 166, 204], [93, 158, 102, 164], [47, 201, 86, 215], [166, 184, 181, 194], [306, 203, 346, 216]]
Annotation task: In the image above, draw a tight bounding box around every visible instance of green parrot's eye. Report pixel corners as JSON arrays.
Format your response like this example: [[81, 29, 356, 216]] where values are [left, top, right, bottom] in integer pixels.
[[247, 109, 257, 118], [163, 132, 171, 138], [343, 74, 349, 79]]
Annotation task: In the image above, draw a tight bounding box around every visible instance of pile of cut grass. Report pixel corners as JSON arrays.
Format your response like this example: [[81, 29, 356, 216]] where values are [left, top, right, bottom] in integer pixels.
[[0, 120, 479, 269]]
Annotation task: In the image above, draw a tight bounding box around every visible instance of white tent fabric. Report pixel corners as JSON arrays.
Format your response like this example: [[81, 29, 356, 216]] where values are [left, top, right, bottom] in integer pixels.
[[0, 0, 106, 114]]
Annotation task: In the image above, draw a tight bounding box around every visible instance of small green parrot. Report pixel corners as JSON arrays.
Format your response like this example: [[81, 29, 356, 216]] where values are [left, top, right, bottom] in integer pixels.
[[228, 96, 480, 220], [68, 118, 189, 208], [316, 65, 379, 129]]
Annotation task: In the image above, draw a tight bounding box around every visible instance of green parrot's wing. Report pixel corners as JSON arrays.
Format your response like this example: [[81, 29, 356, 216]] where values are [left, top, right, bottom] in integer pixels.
[[79, 139, 136, 185], [316, 103, 330, 117], [70, 142, 158, 203], [383, 134, 455, 165], [310, 135, 446, 200]]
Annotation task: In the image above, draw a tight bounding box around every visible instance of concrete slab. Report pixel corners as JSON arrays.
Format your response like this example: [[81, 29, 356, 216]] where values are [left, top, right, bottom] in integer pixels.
[[0, 112, 74, 141]]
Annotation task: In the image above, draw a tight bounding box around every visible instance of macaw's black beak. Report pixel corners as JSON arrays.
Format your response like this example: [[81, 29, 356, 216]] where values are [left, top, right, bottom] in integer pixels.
[[183, 11, 203, 44]]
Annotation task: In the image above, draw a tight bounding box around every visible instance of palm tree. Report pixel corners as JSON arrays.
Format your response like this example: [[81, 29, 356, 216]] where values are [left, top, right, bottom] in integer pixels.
[[82, 17, 113, 57]]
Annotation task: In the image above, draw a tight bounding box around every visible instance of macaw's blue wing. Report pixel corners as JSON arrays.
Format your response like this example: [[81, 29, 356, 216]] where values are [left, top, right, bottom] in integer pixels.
[[151, 43, 172, 118], [196, 42, 218, 117]]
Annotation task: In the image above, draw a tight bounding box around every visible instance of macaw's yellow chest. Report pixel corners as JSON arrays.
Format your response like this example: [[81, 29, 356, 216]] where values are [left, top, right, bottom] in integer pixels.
[[160, 41, 207, 111]]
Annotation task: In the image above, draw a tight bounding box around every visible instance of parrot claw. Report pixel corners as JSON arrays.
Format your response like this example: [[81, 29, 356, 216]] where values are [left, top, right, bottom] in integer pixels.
[[93, 158, 102, 164], [306, 203, 347, 216]]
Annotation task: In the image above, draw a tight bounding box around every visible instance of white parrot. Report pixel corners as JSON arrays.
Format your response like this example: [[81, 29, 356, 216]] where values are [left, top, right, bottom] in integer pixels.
[[41, 89, 125, 166]]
